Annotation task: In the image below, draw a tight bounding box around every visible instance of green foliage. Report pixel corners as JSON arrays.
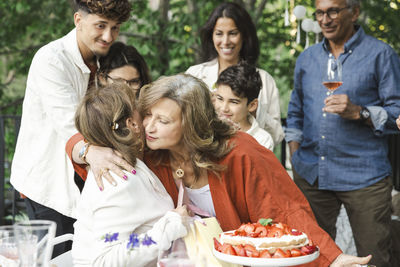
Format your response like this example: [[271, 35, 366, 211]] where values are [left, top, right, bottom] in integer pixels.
[[0, 0, 73, 74], [1, 0, 400, 113]]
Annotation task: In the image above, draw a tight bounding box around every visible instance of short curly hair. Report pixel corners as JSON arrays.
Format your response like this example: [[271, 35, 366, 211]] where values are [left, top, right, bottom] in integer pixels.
[[74, 0, 131, 22]]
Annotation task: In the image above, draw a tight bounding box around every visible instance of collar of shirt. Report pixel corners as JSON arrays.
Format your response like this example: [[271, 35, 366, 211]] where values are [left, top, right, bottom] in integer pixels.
[[322, 25, 364, 55]]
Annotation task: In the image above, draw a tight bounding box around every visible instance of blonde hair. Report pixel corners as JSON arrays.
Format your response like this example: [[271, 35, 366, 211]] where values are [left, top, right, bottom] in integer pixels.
[[138, 74, 236, 179], [75, 83, 142, 166]]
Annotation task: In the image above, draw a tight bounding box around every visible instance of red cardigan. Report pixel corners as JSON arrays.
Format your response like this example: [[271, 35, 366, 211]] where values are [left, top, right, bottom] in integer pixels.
[[144, 132, 341, 266], [66, 131, 341, 266]]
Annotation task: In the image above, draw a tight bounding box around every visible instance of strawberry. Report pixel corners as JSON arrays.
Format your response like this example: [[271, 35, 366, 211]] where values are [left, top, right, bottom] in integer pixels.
[[248, 232, 260, 238], [213, 238, 222, 252], [272, 248, 291, 258], [267, 226, 284, 238], [243, 223, 255, 234], [237, 223, 247, 232], [244, 244, 259, 257], [301, 245, 317, 255], [290, 248, 303, 257], [259, 250, 272, 258], [232, 244, 246, 257], [254, 225, 267, 237], [221, 243, 237, 256], [291, 229, 303, 236], [233, 230, 247, 236]]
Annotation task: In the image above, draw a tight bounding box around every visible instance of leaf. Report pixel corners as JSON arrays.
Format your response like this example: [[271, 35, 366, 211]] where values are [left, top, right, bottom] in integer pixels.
[[258, 218, 273, 226]]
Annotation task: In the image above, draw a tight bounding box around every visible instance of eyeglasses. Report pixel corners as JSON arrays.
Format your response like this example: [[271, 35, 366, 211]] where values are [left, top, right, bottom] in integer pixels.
[[313, 6, 350, 21], [106, 75, 142, 89]]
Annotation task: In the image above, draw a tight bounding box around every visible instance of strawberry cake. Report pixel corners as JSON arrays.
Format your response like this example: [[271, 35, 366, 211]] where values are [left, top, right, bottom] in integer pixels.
[[214, 218, 317, 258]]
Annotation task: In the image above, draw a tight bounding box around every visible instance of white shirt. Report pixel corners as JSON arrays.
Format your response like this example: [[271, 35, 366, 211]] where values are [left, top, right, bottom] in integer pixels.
[[185, 184, 216, 217], [246, 115, 274, 151], [186, 58, 284, 145], [72, 159, 187, 267], [10, 29, 89, 218]]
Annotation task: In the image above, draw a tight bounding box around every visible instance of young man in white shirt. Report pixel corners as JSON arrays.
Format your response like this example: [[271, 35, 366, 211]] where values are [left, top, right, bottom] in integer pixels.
[[213, 62, 274, 150], [10, 0, 131, 257]]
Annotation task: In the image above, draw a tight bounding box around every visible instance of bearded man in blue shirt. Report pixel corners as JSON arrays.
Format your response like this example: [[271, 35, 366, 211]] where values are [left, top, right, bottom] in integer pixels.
[[286, 0, 400, 266]]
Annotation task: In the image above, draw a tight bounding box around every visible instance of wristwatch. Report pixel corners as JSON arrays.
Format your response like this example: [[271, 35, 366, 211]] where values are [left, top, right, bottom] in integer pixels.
[[78, 142, 90, 164], [359, 106, 370, 121]]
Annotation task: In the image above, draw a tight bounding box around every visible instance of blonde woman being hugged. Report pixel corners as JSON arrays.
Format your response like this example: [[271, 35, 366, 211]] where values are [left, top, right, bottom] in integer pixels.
[[71, 84, 188, 267], [186, 2, 284, 146]]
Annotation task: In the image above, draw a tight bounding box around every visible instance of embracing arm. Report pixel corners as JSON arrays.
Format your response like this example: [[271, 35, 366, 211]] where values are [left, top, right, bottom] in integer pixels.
[[65, 132, 135, 190]]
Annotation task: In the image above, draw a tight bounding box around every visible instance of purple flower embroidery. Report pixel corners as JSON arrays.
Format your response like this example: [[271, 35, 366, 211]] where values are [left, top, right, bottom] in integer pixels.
[[104, 232, 119, 242], [141, 235, 156, 246], [127, 233, 140, 249]]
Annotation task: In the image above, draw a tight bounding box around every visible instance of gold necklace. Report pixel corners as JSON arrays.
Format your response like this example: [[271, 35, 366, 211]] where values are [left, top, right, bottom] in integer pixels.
[[175, 167, 184, 178]]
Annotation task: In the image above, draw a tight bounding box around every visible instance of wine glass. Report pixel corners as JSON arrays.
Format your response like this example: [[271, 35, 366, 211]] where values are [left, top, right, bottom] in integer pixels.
[[323, 54, 342, 93]]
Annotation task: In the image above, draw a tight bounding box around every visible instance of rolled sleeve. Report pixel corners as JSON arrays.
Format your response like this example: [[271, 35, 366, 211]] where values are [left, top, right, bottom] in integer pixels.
[[367, 106, 388, 136], [284, 127, 303, 143]]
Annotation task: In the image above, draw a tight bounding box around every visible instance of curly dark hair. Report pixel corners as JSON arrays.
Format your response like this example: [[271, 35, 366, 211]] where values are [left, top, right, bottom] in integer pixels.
[[216, 61, 261, 104], [74, 0, 131, 22]]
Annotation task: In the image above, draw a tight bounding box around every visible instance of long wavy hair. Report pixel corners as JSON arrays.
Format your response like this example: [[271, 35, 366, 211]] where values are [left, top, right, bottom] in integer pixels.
[[75, 83, 142, 166], [138, 74, 236, 179], [200, 2, 259, 65]]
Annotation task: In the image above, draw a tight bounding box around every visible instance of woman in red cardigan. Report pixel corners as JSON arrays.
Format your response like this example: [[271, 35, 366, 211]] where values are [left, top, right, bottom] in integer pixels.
[[67, 74, 371, 266]]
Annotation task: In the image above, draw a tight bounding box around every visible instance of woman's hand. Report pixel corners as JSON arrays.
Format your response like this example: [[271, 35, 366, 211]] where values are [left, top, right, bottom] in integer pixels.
[[173, 205, 190, 217], [330, 253, 372, 267], [396, 115, 400, 130], [85, 145, 135, 190]]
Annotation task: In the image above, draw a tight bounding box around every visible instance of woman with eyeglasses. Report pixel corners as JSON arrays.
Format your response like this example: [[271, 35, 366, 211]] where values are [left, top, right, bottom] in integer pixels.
[[98, 42, 151, 97]]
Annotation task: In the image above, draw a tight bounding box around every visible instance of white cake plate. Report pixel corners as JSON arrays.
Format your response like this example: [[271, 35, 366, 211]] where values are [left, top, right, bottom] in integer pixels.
[[213, 247, 319, 267]]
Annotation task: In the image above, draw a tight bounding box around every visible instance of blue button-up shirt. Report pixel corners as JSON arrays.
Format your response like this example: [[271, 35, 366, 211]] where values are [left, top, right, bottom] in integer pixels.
[[286, 26, 400, 191]]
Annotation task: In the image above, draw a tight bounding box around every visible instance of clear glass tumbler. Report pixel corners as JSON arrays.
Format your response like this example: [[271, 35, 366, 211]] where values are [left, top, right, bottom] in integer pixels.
[[13, 220, 56, 267]]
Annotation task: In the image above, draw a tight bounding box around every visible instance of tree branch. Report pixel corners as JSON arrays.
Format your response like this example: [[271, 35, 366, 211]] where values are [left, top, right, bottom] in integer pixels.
[[0, 44, 44, 56], [249, 0, 257, 10], [254, 0, 268, 26], [0, 97, 24, 112]]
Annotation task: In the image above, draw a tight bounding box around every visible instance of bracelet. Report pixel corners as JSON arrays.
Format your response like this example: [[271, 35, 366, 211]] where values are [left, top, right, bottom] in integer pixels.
[[78, 143, 91, 165]]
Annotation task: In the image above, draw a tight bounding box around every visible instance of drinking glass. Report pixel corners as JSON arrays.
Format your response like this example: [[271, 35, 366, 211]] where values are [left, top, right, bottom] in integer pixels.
[[0, 225, 19, 266], [323, 54, 342, 93], [158, 238, 196, 267], [0, 225, 18, 259], [13, 220, 56, 267]]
